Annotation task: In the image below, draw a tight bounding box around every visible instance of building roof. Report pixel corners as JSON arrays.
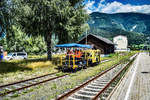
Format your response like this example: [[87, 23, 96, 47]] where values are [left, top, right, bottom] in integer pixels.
[[78, 34, 114, 45]]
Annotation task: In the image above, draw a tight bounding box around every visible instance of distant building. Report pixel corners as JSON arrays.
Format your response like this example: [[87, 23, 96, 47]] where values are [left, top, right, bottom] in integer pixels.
[[78, 34, 114, 54], [113, 35, 128, 52]]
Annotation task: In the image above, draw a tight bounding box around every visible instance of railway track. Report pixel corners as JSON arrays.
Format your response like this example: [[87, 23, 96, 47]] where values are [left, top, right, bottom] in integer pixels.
[[56, 54, 137, 100], [0, 59, 110, 97], [0, 71, 68, 97]]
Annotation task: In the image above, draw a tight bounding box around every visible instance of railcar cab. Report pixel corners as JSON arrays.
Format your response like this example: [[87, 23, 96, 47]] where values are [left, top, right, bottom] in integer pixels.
[[54, 43, 101, 71]]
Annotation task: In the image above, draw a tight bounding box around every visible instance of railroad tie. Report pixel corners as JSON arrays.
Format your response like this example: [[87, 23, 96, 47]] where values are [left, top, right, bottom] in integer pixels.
[[77, 90, 97, 96], [83, 88, 100, 92], [73, 92, 94, 99], [67, 96, 82, 100]]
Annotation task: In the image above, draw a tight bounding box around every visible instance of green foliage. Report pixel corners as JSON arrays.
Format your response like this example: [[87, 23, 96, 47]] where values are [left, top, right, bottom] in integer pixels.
[[0, 25, 46, 55], [89, 12, 150, 34], [80, 27, 146, 46], [12, 0, 88, 42], [11, 0, 88, 60], [0, 1, 8, 36], [94, 27, 145, 45], [86, 12, 150, 46], [130, 44, 150, 50], [0, 0, 17, 38]]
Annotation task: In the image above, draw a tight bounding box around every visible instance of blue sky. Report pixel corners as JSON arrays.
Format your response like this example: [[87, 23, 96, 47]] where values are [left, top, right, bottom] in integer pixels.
[[84, 0, 150, 13]]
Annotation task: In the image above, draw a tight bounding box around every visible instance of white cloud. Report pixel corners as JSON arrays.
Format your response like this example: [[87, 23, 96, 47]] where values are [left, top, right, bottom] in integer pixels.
[[101, 1, 150, 13], [84, 1, 95, 14], [85, 1, 150, 14], [100, 0, 105, 3]]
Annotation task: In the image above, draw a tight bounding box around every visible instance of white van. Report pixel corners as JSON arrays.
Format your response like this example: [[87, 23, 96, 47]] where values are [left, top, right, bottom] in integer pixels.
[[4, 52, 28, 60]]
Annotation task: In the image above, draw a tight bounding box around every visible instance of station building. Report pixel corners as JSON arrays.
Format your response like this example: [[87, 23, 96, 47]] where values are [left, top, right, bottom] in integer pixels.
[[113, 35, 129, 52], [78, 34, 114, 54]]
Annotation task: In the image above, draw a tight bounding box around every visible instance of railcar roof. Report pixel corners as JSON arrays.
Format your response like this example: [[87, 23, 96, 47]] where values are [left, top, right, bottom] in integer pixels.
[[55, 43, 92, 48]]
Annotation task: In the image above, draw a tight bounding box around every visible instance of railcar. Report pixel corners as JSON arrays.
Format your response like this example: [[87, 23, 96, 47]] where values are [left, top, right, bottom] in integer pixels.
[[54, 43, 101, 71]]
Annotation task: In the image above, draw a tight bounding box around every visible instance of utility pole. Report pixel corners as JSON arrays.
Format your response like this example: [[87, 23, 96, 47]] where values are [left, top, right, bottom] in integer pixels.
[[86, 29, 87, 45]]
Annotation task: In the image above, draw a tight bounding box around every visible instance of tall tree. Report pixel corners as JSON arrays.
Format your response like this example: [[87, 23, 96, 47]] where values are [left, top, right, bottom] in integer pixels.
[[0, 0, 7, 37], [0, 0, 14, 37], [12, 0, 88, 60], [56, 1, 88, 43], [4, 25, 47, 54]]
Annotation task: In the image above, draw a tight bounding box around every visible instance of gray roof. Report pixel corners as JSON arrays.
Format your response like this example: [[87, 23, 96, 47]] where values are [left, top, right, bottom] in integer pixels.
[[79, 34, 114, 45]]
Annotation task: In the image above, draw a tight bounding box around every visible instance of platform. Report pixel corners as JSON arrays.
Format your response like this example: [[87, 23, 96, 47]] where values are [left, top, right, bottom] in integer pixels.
[[108, 52, 150, 100]]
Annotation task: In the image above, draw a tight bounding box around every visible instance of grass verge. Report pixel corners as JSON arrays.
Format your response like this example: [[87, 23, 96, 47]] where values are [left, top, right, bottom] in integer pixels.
[[0, 59, 58, 85], [7, 51, 137, 100]]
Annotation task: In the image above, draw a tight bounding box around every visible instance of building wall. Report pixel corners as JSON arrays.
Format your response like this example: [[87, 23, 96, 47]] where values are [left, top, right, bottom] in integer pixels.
[[88, 39, 105, 54], [79, 35, 114, 54], [113, 35, 128, 50]]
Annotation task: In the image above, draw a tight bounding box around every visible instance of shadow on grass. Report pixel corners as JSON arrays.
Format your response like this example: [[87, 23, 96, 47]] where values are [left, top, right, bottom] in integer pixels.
[[0, 58, 57, 74], [0, 61, 32, 74], [16, 58, 48, 64]]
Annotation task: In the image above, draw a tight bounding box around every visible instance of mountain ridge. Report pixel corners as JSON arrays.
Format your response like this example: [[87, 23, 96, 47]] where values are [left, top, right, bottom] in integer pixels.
[[86, 12, 150, 45], [89, 12, 150, 34]]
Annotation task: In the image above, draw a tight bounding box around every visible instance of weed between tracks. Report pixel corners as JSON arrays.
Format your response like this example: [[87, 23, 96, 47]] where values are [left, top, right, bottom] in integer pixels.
[[0, 53, 137, 100], [100, 58, 135, 99], [0, 54, 111, 85], [2, 52, 137, 100]]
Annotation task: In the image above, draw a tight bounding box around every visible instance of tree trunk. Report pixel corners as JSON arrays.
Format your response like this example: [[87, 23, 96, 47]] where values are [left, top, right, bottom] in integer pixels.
[[45, 33, 52, 60]]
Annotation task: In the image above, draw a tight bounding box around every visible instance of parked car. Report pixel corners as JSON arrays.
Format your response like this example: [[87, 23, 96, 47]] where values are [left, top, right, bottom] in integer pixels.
[[4, 52, 28, 60]]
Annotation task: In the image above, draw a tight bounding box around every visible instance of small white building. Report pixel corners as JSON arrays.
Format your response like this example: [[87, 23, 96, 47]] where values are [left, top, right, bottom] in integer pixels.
[[113, 35, 129, 52]]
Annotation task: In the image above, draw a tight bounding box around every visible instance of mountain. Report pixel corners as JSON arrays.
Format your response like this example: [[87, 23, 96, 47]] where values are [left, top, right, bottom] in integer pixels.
[[87, 12, 150, 45], [89, 12, 150, 34]]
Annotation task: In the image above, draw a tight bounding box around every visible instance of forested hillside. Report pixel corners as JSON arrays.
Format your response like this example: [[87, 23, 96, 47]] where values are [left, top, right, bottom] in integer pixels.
[[87, 12, 150, 46]]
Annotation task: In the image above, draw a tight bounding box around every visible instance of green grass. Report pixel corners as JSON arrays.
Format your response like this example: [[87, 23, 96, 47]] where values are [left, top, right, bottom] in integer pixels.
[[49, 51, 137, 99], [0, 58, 57, 73], [101, 53, 116, 61], [28, 55, 47, 59], [0, 51, 137, 86], [0, 61, 32, 74], [9, 51, 137, 100], [0, 58, 58, 85]]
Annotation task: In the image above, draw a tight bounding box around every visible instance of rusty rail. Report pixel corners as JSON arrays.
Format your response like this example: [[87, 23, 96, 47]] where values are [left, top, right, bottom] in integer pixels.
[[92, 54, 138, 100], [56, 54, 138, 100], [0, 59, 111, 97], [0, 72, 59, 88], [92, 62, 130, 100], [56, 63, 120, 100], [0, 73, 68, 96]]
